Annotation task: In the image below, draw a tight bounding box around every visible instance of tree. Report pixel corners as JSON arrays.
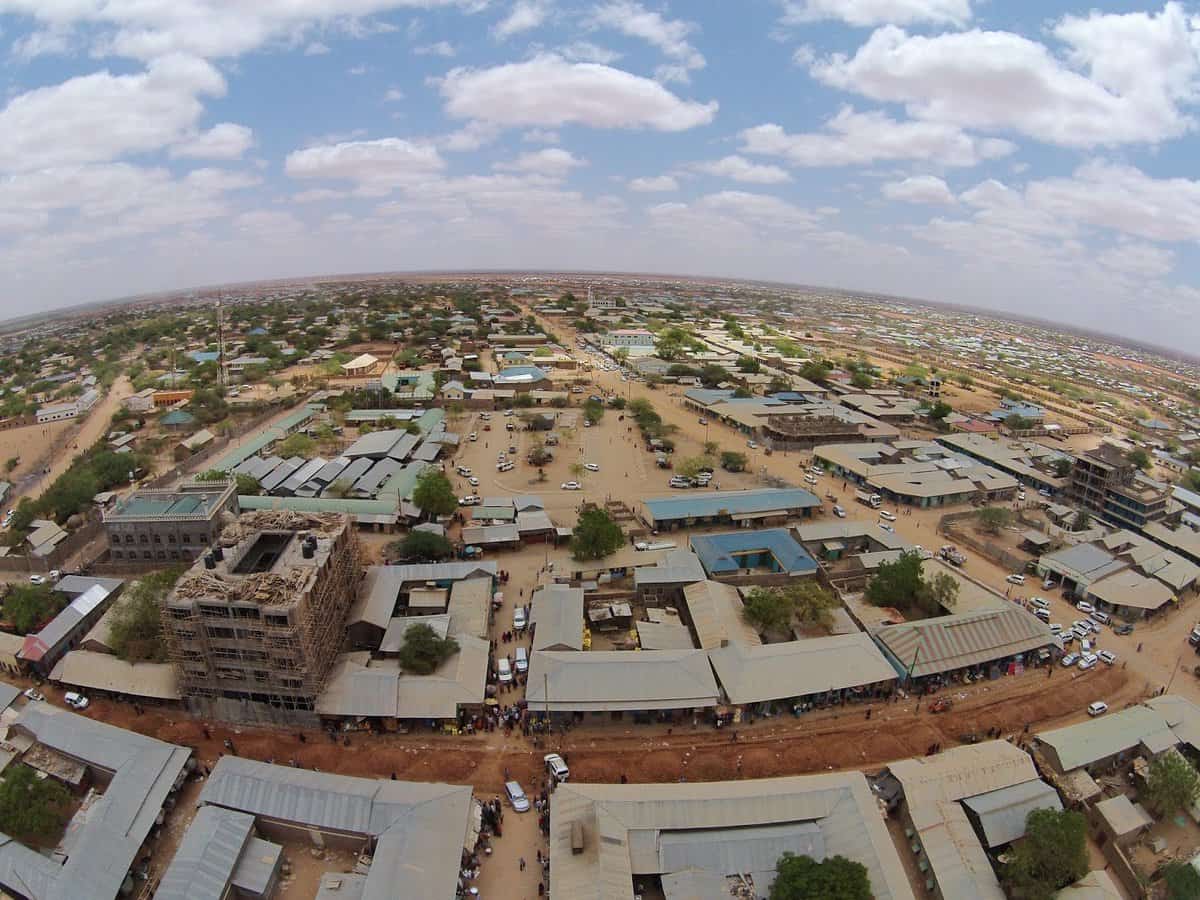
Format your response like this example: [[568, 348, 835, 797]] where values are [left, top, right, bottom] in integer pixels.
[[770, 853, 871, 900], [608, 396, 627, 409], [1162, 860, 1200, 900], [390, 530, 454, 562], [277, 433, 315, 458], [1005, 413, 1036, 431], [865, 550, 955, 616], [850, 370, 873, 389], [955, 373, 974, 388], [742, 588, 797, 635], [4, 457, 16, 473], [529, 446, 553, 466], [1052, 457, 1073, 478], [583, 399, 605, 422], [108, 570, 181, 662], [235, 473, 261, 496], [750, 581, 839, 631], [1073, 510, 1091, 531], [676, 456, 711, 479], [570, 507, 624, 561], [732, 386, 753, 399], [1128, 447, 1152, 471], [721, 451, 747, 472], [699, 364, 727, 388], [1002, 808, 1088, 900], [397, 623, 460, 675], [1145, 751, 1200, 818], [406, 421, 422, 435], [928, 400, 953, 422], [3, 584, 63, 634], [703, 441, 719, 456], [569, 463, 585, 479], [736, 356, 761, 374], [918, 571, 959, 616], [0, 765, 72, 846], [977, 506, 1013, 534], [412, 469, 458, 518]]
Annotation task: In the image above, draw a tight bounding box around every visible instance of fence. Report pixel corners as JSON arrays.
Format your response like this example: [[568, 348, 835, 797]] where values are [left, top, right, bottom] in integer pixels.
[[937, 511, 1032, 573], [0, 517, 105, 574]]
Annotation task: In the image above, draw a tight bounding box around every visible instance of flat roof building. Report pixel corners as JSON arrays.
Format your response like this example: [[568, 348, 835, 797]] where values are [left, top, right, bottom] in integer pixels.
[[642, 488, 820, 531], [104, 480, 238, 565], [689, 529, 817, 579], [526, 650, 720, 715]]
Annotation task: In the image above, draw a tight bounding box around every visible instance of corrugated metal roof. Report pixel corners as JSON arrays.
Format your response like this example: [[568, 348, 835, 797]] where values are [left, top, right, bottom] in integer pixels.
[[634, 549, 707, 588], [635, 620, 694, 650], [690, 529, 817, 577], [350, 565, 497, 630], [709, 634, 896, 705], [680, 581, 760, 650], [961, 779, 1062, 848], [1036, 704, 1179, 773], [875, 607, 1055, 678], [155, 806, 255, 900], [526, 650, 719, 712], [644, 488, 820, 525], [1095, 794, 1153, 838], [49, 651, 180, 700], [531, 585, 584, 651]]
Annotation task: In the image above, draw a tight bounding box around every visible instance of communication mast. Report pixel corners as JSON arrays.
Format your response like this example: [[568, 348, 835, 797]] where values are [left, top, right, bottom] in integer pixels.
[[216, 300, 226, 389]]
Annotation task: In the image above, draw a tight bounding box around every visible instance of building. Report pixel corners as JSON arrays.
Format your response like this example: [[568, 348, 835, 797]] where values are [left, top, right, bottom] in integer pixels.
[[690, 529, 818, 580], [679, 580, 761, 649], [1035, 695, 1200, 775], [874, 606, 1056, 685], [492, 365, 551, 390], [1038, 531, 1197, 612], [531, 584, 585, 651], [814, 441, 1019, 508], [936, 433, 1070, 495], [0, 703, 191, 900], [153, 388, 195, 408], [104, 480, 238, 564], [549, 775, 914, 900], [123, 387, 157, 413], [340, 352, 382, 376], [642, 488, 820, 531], [346, 563, 497, 649], [1070, 444, 1169, 532], [173, 428, 215, 461], [197, 757, 475, 900], [162, 511, 361, 725], [601, 328, 656, 349], [156, 806, 282, 900], [35, 387, 99, 423], [17, 577, 124, 677]]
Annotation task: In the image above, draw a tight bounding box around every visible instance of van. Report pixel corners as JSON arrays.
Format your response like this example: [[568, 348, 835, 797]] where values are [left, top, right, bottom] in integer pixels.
[[833, 505, 846, 518], [1030, 597, 1050, 611], [1034, 608, 1050, 623], [497, 657, 513, 684], [505, 781, 530, 812], [544, 753, 569, 782], [64, 692, 89, 710], [515, 646, 528, 674], [1091, 610, 1110, 626], [879, 510, 896, 522]]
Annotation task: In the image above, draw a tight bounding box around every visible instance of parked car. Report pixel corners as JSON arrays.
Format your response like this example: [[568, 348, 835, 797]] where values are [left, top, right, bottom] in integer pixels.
[[1030, 597, 1050, 610], [514, 646, 528, 674], [1078, 653, 1098, 670], [505, 780, 530, 812], [1017, 491, 1027, 501], [878, 523, 894, 533], [1098, 650, 1117, 666], [584, 463, 600, 472], [561, 481, 582, 490], [1042, 577, 1056, 590], [513, 606, 528, 631], [698, 418, 707, 425], [1075, 600, 1094, 614], [1087, 701, 1109, 717], [469, 432, 478, 442], [456, 466, 472, 476], [1049, 623, 1063, 633], [497, 462, 514, 472], [544, 753, 570, 782], [1114, 623, 1135, 636], [747, 440, 758, 449], [833, 505, 846, 518], [1061, 653, 1080, 667], [1006, 573, 1025, 585], [64, 692, 89, 710], [803, 474, 817, 485], [1091, 610, 1110, 626], [22, 688, 44, 702], [1034, 608, 1050, 623], [468, 477, 479, 487], [497, 657, 513, 684], [879, 510, 897, 522], [28, 575, 45, 585], [459, 495, 481, 506]]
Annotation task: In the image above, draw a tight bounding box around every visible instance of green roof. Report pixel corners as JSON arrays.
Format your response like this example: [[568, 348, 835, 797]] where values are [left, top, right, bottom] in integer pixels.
[[160, 409, 195, 425], [209, 404, 320, 472], [238, 494, 397, 515], [376, 461, 431, 500]]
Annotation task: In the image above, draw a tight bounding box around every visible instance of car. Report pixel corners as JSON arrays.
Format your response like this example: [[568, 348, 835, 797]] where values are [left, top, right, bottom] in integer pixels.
[[497, 657, 513, 684], [513, 607, 528, 631], [504, 409, 514, 416], [1091, 610, 1110, 626], [509, 445, 517, 454], [1114, 623, 1135, 636], [468, 477, 479, 487], [747, 440, 758, 449], [544, 753, 570, 782], [1042, 577, 1056, 590], [1060, 633, 1075, 647], [1080, 639, 1092, 653], [584, 463, 600, 472], [480, 412, 491, 420], [803, 474, 817, 485], [514, 646, 528, 674], [668, 477, 692, 489], [1049, 623, 1063, 633], [22, 688, 44, 702], [497, 462, 514, 472], [1030, 596, 1049, 610], [459, 495, 481, 506], [1190, 624, 1200, 646], [1098, 650, 1117, 666], [878, 523, 895, 533], [698, 418, 708, 425], [48, 570, 60, 581], [456, 466, 472, 476], [1078, 653, 1098, 670], [1061, 653, 1080, 667], [28, 575, 45, 585], [879, 510, 897, 522], [64, 692, 89, 710], [583, 420, 593, 427], [1017, 491, 1027, 501], [561, 481, 582, 490], [1006, 574, 1026, 585], [505, 780, 531, 813], [469, 432, 478, 441], [1075, 600, 1094, 614], [506, 422, 515, 431], [1088, 701, 1109, 717], [833, 505, 846, 518], [1038, 488, 1053, 497], [1034, 608, 1050, 623]]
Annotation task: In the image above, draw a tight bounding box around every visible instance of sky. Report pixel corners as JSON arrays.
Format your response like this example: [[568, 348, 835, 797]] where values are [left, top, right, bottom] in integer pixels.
[[1, 1, 1199, 351]]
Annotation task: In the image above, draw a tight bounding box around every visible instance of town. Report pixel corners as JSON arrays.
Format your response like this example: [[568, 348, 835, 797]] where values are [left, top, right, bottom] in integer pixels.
[[0, 274, 1195, 898]]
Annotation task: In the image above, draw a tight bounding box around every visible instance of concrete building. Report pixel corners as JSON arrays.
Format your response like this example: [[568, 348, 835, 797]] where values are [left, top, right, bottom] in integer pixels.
[[601, 328, 656, 349], [162, 511, 361, 725], [104, 479, 239, 564], [35, 387, 99, 423], [1070, 444, 1169, 532], [642, 488, 820, 531], [936, 433, 1070, 495], [17, 577, 124, 677]]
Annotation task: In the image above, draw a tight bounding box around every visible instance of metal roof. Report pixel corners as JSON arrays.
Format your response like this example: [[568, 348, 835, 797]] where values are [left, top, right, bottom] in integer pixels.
[[1035, 703, 1181, 773], [961, 779, 1062, 848], [709, 634, 897, 705], [549, 774, 914, 900], [1086, 569, 1175, 611], [345, 429, 408, 459], [352, 458, 403, 497], [875, 607, 1056, 678], [350, 565, 497, 630], [1040, 543, 1124, 581], [635, 620, 695, 650], [155, 806, 256, 900], [531, 584, 584, 651], [634, 549, 707, 588], [680, 581, 761, 650], [689, 529, 817, 577], [237, 494, 398, 517], [49, 651, 180, 700], [461, 523, 519, 545], [526, 650, 720, 712], [447, 577, 492, 641], [1094, 794, 1153, 839], [643, 488, 820, 524]]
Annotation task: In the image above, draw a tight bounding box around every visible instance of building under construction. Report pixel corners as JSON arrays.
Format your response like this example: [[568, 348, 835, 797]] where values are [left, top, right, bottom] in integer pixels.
[[162, 510, 361, 726]]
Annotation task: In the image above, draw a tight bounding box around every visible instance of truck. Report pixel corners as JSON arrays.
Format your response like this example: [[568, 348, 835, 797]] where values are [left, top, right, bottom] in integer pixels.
[[655, 454, 672, 469], [635, 540, 678, 552], [938, 545, 967, 567], [855, 490, 882, 509]]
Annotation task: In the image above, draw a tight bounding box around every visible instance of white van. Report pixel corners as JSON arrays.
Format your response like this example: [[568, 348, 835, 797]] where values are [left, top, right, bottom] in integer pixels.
[[515, 646, 528, 674], [497, 657, 513, 684], [1091, 610, 1110, 626], [1030, 597, 1050, 611]]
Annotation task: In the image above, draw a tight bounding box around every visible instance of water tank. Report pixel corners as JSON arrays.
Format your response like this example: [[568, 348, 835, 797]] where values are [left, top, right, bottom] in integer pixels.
[[301, 538, 316, 559], [203, 553, 216, 570], [212, 545, 224, 562]]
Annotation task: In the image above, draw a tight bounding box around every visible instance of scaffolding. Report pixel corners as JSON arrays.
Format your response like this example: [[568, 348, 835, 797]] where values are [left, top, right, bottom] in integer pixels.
[[163, 510, 362, 725]]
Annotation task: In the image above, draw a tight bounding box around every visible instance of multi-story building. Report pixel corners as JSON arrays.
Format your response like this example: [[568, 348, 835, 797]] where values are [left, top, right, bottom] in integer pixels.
[[1070, 445, 1169, 532], [161, 511, 360, 725], [601, 328, 656, 349], [103, 480, 238, 564]]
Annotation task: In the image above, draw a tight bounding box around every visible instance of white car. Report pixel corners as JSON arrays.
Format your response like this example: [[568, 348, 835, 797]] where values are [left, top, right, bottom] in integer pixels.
[[459, 495, 481, 506], [544, 753, 570, 782], [1098, 650, 1117, 666], [469, 432, 478, 442], [1075, 601, 1094, 614], [22, 688, 44, 702], [1088, 701, 1108, 717], [584, 463, 600, 472], [878, 523, 895, 533], [561, 481, 582, 490], [64, 692, 89, 710], [1030, 597, 1050, 610], [515, 646, 528, 674], [1078, 653, 1098, 670], [497, 462, 514, 472], [28, 575, 45, 585], [833, 505, 846, 518], [1006, 574, 1025, 585], [497, 657, 513, 684], [1049, 623, 1063, 633], [1061, 653, 1080, 667], [1017, 491, 1027, 501], [879, 510, 897, 522], [747, 440, 758, 449], [513, 606, 528, 631], [803, 474, 818, 485], [468, 476, 479, 487], [456, 466, 472, 476]]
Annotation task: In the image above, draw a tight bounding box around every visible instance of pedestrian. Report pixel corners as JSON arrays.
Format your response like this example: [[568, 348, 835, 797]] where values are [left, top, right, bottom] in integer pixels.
[[520, 857, 526, 872]]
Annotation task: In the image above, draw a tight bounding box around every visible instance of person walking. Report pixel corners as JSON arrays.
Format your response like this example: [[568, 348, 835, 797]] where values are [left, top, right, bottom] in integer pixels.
[[520, 857, 526, 872]]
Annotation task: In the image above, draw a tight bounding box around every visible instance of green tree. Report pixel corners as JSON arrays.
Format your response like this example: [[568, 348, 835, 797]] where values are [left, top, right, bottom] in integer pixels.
[[1005, 413, 1036, 431], [751, 581, 839, 630], [1052, 457, 1073, 478], [928, 400, 953, 422], [742, 588, 797, 635], [325, 478, 353, 499], [4, 457, 17, 473], [389, 530, 455, 562], [0, 765, 72, 846], [977, 506, 1013, 534], [607, 396, 627, 410], [277, 433, 316, 458], [2, 584, 63, 634], [583, 399, 605, 422], [1162, 860, 1200, 900], [703, 441, 719, 456], [1128, 447, 1152, 471], [1073, 510, 1091, 531], [720, 451, 747, 472], [1145, 751, 1200, 818], [412, 469, 458, 518], [570, 507, 624, 561], [108, 570, 181, 662], [849, 370, 873, 389], [866, 550, 956, 616], [699, 364, 727, 388], [955, 374, 974, 388], [918, 571, 960, 616], [397, 623, 460, 675], [732, 386, 753, 398], [770, 853, 871, 900], [736, 356, 761, 374], [235, 473, 261, 496], [1003, 808, 1088, 900], [676, 456, 711, 480]]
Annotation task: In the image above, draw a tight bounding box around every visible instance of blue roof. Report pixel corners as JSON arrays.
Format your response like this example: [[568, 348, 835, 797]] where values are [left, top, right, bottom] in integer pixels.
[[160, 409, 196, 425], [644, 488, 821, 523], [188, 350, 221, 363], [495, 365, 548, 380], [691, 529, 817, 577]]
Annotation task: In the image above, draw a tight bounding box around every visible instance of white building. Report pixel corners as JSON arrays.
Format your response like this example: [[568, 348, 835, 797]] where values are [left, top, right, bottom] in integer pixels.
[[602, 328, 656, 349], [36, 387, 99, 424]]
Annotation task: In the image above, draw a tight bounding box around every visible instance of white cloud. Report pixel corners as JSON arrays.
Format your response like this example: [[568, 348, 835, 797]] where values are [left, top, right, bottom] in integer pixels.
[[384, 87, 406, 101], [781, 0, 971, 28], [284, 137, 445, 194], [291, 188, 348, 203], [170, 122, 254, 159], [522, 128, 560, 143], [812, 5, 1200, 147], [692, 155, 791, 184], [233, 209, 305, 238], [559, 40, 621, 64], [741, 107, 1014, 168], [495, 147, 586, 178], [628, 175, 679, 192], [10, 27, 74, 60], [439, 54, 717, 131], [415, 40, 456, 56], [0, 54, 225, 172], [589, 1, 704, 81], [1096, 241, 1175, 279], [493, 0, 551, 40], [303, 41, 331, 55], [438, 120, 502, 151], [348, 63, 369, 75], [882, 174, 956, 205]]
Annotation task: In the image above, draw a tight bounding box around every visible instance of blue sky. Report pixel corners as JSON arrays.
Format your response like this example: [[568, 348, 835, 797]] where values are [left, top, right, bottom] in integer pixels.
[[1, 1, 1199, 351]]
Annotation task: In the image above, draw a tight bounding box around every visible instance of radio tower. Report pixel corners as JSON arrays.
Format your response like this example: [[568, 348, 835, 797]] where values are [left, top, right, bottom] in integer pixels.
[[216, 300, 226, 389]]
